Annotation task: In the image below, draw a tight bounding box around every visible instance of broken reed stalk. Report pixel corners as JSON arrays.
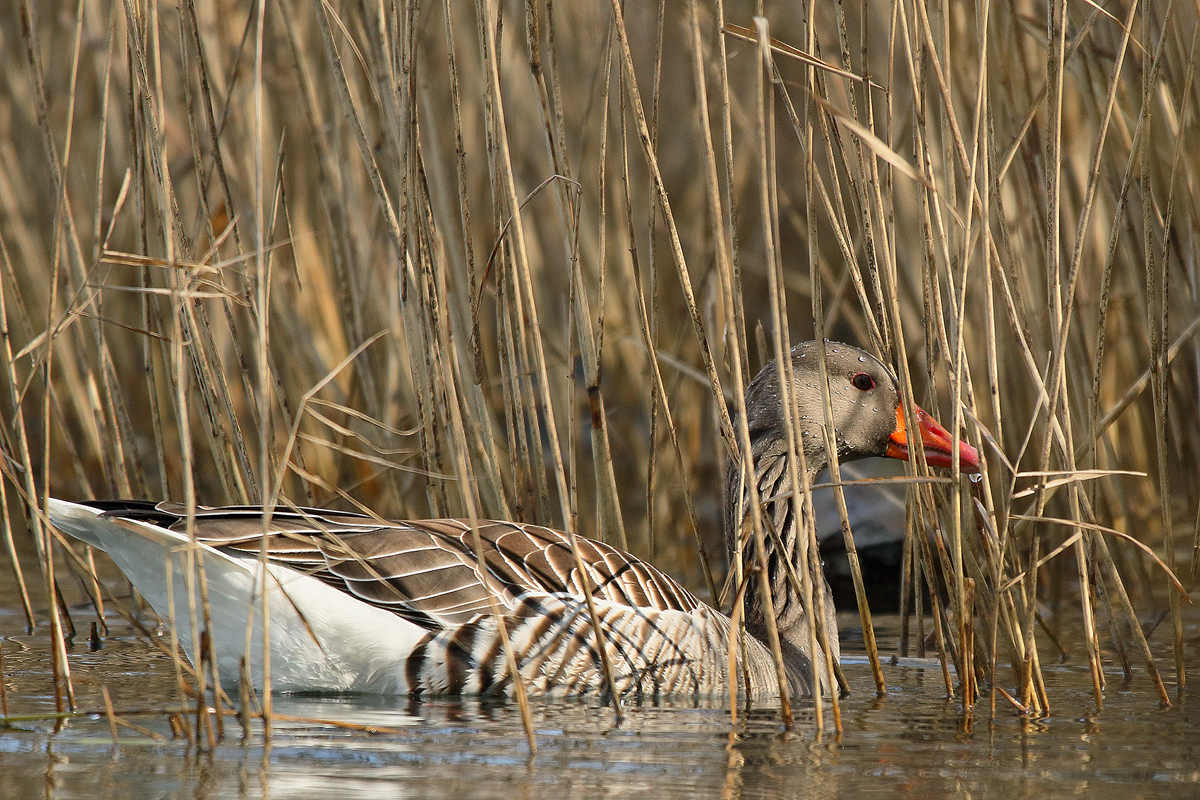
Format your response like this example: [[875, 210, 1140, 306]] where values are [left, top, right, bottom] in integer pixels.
[[251, 0, 274, 746], [689, 0, 765, 722], [782, 10, 885, 705], [753, 16, 798, 729]]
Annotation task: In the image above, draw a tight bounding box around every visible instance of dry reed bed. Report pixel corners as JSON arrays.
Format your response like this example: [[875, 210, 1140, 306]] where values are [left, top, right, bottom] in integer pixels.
[[0, 0, 1196, 741]]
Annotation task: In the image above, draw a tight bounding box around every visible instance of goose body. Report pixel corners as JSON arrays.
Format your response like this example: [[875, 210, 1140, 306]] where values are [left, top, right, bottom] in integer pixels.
[[48, 502, 781, 697], [48, 341, 979, 700]]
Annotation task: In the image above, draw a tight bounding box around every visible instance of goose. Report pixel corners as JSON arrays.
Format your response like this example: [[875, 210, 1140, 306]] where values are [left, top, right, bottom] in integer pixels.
[[47, 341, 979, 700]]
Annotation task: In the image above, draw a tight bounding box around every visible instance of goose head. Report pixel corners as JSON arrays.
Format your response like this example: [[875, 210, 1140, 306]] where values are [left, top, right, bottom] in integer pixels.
[[739, 340, 980, 479]]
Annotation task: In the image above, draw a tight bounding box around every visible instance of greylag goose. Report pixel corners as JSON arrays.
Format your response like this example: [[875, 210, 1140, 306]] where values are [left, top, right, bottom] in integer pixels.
[[47, 341, 979, 700]]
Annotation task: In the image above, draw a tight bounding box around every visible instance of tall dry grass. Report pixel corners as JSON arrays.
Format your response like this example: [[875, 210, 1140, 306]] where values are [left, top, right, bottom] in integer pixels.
[[1, 0, 1197, 733]]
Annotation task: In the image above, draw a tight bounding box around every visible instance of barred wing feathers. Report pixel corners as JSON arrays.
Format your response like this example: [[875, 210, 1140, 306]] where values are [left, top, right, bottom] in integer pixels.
[[58, 501, 777, 697], [116, 504, 704, 624]]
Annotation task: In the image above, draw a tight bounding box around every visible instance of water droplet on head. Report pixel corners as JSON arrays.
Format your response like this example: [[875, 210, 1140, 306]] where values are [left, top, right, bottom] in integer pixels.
[[969, 472, 983, 484]]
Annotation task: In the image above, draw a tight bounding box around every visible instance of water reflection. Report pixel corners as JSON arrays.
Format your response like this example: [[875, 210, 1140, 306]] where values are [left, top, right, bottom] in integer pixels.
[[2, 607, 1198, 798]]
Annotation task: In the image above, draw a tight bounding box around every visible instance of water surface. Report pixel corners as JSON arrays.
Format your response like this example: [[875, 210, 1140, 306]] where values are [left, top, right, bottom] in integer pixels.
[[2, 603, 1196, 800], [1, 538, 1196, 799]]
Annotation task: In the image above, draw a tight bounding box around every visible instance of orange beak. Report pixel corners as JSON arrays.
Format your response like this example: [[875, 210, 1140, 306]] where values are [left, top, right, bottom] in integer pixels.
[[886, 403, 981, 473]]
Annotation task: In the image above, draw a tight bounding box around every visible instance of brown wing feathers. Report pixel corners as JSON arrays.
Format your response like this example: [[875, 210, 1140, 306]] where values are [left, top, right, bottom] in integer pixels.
[[100, 504, 703, 635]]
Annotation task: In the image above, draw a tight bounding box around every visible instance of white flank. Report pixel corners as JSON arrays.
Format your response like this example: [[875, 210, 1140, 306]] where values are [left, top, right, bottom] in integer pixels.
[[47, 499, 429, 693]]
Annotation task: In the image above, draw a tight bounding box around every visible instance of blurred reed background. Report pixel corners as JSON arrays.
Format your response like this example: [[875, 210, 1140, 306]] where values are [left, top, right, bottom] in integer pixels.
[[1, 0, 1196, 725]]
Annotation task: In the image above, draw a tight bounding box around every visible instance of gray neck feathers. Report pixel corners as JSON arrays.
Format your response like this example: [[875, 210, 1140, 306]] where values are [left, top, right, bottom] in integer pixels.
[[724, 401, 842, 696], [721, 341, 897, 694], [724, 438, 822, 633]]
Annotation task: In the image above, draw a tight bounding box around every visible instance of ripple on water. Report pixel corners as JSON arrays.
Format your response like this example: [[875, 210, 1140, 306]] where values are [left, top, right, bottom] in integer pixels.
[[1, 609, 1197, 799]]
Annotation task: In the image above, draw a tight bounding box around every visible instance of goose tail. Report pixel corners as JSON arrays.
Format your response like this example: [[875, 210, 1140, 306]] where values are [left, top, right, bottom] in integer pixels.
[[46, 498, 426, 693]]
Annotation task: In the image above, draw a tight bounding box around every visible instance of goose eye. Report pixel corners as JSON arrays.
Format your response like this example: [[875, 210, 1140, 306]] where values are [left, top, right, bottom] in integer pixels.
[[850, 372, 875, 391]]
